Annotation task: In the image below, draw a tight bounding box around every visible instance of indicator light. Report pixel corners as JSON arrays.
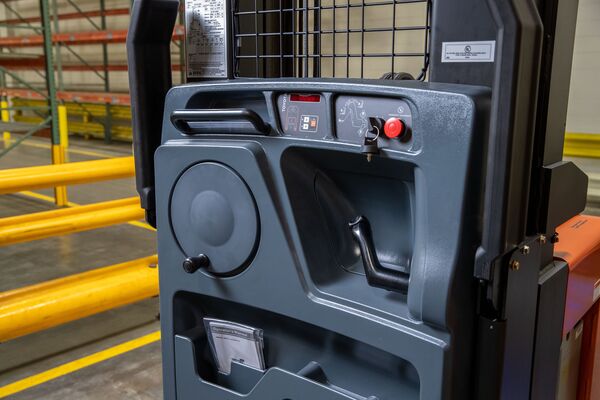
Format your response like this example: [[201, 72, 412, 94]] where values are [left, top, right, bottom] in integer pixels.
[[290, 94, 321, 102]]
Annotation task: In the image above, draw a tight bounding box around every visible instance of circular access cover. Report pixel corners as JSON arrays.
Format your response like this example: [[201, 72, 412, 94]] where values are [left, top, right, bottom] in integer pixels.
[[170, 162, 259, 276]]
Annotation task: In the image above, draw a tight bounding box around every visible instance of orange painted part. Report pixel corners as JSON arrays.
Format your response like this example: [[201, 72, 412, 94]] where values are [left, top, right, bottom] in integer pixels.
[[555, 215, 600, 400], [56, 91, 131, 105], [0, 58, 182, 72], [0, 55, 45, 67], [555, 215, 600, 336], [0, 30, 127, 47], [576, 301, 600, 400], [0, 25, 183, 47], [0, 8, 129, 24], [556, 215, 600, 267]]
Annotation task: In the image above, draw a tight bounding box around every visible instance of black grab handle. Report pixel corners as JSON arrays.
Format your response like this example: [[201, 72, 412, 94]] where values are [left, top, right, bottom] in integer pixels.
[[349, 216, 409, 293], [170, 109, 271, 135], [126, 0, 179, 227]]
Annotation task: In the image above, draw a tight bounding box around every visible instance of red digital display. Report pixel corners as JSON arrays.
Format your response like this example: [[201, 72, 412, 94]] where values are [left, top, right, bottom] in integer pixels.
[[290, 93, 321, 103]]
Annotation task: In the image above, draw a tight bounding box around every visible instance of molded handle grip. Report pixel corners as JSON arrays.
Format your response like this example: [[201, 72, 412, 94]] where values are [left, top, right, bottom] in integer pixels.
[[126, 0, 179, 227], [170, 109, 270, 135], [349, 216, 409, 293]]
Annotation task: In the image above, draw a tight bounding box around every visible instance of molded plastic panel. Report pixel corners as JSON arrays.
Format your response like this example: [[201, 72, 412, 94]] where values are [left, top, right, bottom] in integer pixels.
[[170, 162, 258, 275], [155, 80, 490, 399]]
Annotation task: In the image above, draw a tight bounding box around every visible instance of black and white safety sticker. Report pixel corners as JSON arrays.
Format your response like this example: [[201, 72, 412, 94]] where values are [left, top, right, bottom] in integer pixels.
[[185, 0, 228, 78]]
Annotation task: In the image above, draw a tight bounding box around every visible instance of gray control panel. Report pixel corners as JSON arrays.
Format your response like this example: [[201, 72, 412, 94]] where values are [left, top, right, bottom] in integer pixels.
[[157, 80, 491, 400], [335, 95, 412, 143], [277, 93, 416, 152]]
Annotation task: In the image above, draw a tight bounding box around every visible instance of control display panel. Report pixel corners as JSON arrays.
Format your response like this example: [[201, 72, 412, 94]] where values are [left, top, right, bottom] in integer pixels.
[[277, 92, 416, 152], [335, 95, 412, 144], [277, 93, 327, 138]]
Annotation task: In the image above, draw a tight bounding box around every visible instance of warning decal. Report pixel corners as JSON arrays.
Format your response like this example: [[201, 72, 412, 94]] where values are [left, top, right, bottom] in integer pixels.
[[442, 41, 496, 63], [185, 0, 227, 78]]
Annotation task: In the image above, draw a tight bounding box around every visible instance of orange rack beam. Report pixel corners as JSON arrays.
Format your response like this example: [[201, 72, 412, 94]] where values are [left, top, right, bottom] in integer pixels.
[[0, 87, 131, 105], [0, 25, 184, 47], [0, 8, 130, 24], [0, 57, 182, 72]]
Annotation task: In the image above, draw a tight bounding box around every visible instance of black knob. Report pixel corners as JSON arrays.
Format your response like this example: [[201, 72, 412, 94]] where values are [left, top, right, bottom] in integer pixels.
[[182, 254, 210, 273]]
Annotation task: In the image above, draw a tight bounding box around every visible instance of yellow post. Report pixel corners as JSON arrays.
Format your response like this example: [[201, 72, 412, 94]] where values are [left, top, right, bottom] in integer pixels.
[[58, 104, 69, 152], [53, 104, 69, 206], [0, 255, 159, 342], [1, 100, 10, 146]]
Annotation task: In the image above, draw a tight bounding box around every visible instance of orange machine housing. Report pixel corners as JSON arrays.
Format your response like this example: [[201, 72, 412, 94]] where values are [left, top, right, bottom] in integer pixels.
[[555, 215, 600, 400]]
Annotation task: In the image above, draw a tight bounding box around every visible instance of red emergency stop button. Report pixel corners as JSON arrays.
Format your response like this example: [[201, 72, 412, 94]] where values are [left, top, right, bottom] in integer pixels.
[[383, 117, 405, 139]]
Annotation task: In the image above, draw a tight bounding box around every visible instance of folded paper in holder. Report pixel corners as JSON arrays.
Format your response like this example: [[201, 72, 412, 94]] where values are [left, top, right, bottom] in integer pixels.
[[204, 318, 266, 375]]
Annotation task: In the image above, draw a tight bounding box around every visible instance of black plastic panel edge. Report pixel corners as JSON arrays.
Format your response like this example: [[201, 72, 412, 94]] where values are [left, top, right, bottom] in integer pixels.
[[127, 0, 179, 227]]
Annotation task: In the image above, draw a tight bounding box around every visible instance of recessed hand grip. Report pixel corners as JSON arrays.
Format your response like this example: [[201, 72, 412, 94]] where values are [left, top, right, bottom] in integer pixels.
[[349, 216, 409, 293], [171, 109, 270, 135]]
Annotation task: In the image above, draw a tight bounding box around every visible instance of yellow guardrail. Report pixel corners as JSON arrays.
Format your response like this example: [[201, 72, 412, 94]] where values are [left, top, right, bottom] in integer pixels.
[[0, 197, 144, 246], [0, 197, 138, 227], [564, 132, 600, 159], [12, 98, 132, 119], [12, 98, 133, 141], [0, 156, 134, 194], [0, 255, 158, 342], [14, 115, 133, 141]]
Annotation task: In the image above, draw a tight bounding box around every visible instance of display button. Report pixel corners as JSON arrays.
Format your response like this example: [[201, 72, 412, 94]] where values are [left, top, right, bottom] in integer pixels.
[[383, 117, 405, 139], [299, 115, 319, 132]]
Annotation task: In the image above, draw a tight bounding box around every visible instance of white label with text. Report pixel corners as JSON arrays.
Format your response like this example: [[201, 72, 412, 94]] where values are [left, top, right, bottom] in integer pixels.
[[442, 41, 496, 63]]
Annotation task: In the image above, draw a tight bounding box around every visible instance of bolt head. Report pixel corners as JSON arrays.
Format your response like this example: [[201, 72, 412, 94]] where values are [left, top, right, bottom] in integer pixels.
[[510, 260, 520, 271], [539, 235, 547, 245], [520, 245, 530, 255]]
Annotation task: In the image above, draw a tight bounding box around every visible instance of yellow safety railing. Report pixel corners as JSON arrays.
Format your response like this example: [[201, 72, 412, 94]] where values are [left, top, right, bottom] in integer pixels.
[[0, 104, 155, 345], [12, 98, 133, 142], [0, 255, 158, 342], [0, 197, 144, 246], [564, 132, 600, 159], [1, 101, 75, 205], [0, 156, 134, 194]]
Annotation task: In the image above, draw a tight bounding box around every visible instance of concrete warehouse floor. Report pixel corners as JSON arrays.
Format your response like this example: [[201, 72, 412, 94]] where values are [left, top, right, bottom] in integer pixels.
[[0, 136, 161, 399], [0, 135, 599, 399]]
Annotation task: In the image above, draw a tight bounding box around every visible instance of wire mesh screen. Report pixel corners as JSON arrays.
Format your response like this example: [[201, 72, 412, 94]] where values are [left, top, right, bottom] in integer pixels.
[[233, 0, 431, 80]]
